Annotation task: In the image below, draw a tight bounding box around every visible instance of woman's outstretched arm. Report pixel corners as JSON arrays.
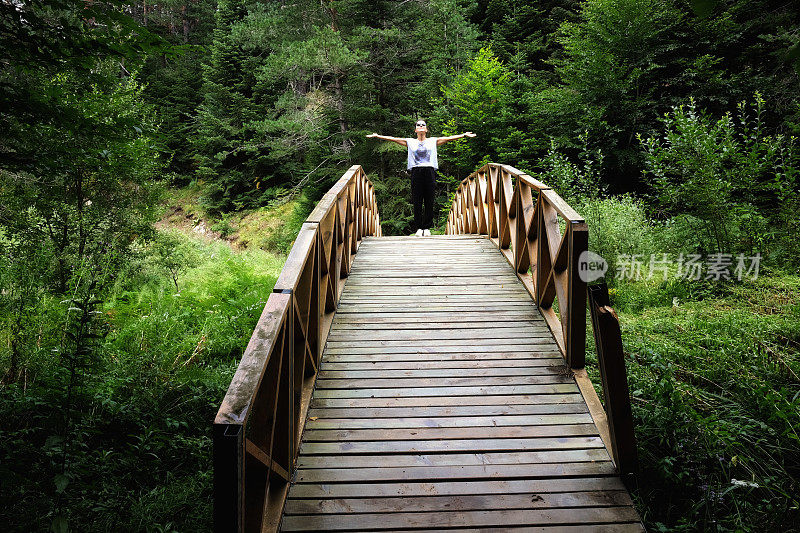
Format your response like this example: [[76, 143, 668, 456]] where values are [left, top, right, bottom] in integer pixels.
[[436, 132, 477, 145], [366, 133, 408, 147]]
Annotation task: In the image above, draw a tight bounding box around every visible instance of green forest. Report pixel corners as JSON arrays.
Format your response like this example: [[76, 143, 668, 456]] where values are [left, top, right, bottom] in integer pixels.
[[1, 0, 799, 531]]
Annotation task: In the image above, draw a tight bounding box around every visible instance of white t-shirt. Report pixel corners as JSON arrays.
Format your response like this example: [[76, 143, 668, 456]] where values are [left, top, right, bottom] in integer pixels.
[[406, 137, 439, 170]]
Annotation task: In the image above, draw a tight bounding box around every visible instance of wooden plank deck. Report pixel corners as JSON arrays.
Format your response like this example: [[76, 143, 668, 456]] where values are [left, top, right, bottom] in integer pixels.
[[280, 235, 643, 531]]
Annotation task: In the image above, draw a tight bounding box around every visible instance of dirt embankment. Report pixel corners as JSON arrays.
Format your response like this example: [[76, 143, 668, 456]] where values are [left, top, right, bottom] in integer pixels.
[[156, 193, 298, 252], [156, 205, 226, 243]]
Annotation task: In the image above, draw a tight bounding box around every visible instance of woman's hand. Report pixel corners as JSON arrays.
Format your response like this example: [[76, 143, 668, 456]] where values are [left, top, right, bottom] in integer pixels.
[[366, 133, 379, 138], [464, 132, 476, 138]]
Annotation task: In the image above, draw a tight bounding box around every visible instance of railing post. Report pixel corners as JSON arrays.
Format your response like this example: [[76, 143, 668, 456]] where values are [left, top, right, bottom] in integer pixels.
[[566, 222, 588, 369], [277, 295, 295, 479], [588, 282, 638, 484], [534, 195, 546, 307], [213, 422, 243, 532]]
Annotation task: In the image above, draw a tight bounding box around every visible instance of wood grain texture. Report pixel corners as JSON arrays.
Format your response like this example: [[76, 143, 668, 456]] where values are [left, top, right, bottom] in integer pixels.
[[278, 235, 642, 531]]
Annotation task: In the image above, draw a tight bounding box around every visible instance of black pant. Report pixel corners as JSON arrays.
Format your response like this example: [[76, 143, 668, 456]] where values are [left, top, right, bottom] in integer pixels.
[[410, 166, 436, 230]]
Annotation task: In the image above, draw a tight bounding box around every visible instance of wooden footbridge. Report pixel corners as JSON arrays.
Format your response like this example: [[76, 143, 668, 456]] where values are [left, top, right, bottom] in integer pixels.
[[214, 164, 643, 531]]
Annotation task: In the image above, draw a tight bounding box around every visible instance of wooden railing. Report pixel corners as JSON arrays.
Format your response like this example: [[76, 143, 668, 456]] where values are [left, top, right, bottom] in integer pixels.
[[446, 162, 637, 480], [213, 165, 381, 533], [446, 163, 587, 368]]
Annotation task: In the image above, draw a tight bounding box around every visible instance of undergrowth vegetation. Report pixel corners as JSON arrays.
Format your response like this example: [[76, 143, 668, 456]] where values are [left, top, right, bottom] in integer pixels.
[[576, 189, 800, 529], [542, 93, 800, 530], [605, 276, 800, 531], [0, 231, 283, 532], [564, 142, 800, 530]]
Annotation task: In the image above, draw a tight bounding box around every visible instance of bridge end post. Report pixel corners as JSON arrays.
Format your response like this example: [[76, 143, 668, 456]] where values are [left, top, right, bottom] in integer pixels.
[[588, 282, 639, 485], [213, 422, 243, 533], [566, 221, 588, 369]]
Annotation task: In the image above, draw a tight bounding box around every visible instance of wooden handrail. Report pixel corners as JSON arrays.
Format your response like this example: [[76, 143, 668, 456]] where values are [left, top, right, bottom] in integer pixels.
[[213, 165, 381, 533], [446, 162, 637, 478]]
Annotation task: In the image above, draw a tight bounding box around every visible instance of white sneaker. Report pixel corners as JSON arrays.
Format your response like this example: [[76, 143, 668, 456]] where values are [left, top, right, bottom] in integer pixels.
[[414, 229, 424, 237], [423, 229, 431, 236]]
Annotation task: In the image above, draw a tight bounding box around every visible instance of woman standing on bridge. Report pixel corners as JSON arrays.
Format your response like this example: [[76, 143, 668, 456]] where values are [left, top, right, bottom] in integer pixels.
[[367, 121, 476, 236]]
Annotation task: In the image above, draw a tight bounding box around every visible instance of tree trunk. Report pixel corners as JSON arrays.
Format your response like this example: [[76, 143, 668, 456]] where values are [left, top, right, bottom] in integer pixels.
[[324, 1, 347, 148], [334, 72, 347, 136], [76, 173, 85, 260], [182, 4, 189, 43]]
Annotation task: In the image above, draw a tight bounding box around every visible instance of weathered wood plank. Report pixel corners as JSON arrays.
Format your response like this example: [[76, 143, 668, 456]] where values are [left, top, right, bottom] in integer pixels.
[[348, 262, 518, 268], [306, 403, 588, 419], [297, 448, 610, 469], [351, 251, 503, 255], [316, 366, 567, 379], [332, 312, 541, 321], [346, 271, 516, 277], [304, 413, 594, 429], [322, 351, 564, 360], [302, 424, 599, 441], [284, 490, 633, 515], [299, 436, 605, 455], [338, 294, 534, 300], [350, 250, 502, 255], [325, 326, 552, 340], [320, 358, 564, 370], [324, 339, 560, 349], [344, 277, 521, 285], [347, 270, 519, 280], [341, 286, 531, 294], [287, 476, 627, 499], [294, 461, 617, 483], [312, 384, 580, 398], [336, 302, 537, 310], [310, 393, 585, 409], [410, 525, 644, 533], [331, 320, 545, 330], [313, 375, 575, 389], [281, 506, 640, 530]]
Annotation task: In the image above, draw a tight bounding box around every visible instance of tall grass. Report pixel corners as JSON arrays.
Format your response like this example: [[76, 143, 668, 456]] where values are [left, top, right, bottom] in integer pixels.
[[573, 195, 800, 529], [611, 275, 800, 531], [0, 231, 283, 532]]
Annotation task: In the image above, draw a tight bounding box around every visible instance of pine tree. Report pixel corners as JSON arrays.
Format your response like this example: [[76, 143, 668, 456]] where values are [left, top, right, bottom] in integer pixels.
[[194, 0, 268, 212], [136, 0, 218, 178]]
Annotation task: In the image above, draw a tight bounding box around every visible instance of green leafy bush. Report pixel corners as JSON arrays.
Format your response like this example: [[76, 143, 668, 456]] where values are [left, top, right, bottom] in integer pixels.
[[576, 196, 657, 284], [642, 96, 800, 263], [617, 275, 800, 531]]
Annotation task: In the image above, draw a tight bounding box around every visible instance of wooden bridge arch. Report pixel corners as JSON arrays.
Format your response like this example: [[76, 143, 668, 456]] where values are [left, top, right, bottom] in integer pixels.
[[213, 163, 642, 531]]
